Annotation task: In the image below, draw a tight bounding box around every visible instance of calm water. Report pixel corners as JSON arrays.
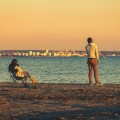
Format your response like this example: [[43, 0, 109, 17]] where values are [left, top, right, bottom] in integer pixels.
[[0, 56, 120, 84]]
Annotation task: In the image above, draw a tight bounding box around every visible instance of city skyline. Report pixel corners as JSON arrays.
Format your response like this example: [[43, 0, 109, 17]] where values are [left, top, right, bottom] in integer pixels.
[[0, 0, 120, 51], [0, 50, 120, 57]]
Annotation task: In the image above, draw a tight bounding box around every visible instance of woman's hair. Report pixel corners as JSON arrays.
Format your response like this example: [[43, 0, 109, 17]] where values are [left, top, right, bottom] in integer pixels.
[[11, 59, 17, 64], [9, 59, 19, 72], [11, 59, 19, 66], [87, 37, 93, 43]]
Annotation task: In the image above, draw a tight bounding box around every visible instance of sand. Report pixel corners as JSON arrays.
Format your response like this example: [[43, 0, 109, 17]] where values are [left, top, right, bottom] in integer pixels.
[[0, 83, 120, 120]]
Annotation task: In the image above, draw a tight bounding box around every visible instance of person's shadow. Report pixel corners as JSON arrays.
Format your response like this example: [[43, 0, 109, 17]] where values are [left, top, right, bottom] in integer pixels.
[[15, 103, 120, 120]]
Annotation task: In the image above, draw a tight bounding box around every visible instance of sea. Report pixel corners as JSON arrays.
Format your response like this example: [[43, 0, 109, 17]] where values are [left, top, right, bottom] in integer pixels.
[[0, 56, 120, 84]]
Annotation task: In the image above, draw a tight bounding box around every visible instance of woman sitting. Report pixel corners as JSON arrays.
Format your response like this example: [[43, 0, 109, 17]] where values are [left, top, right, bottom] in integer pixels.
[[9, 59, 38, 87]]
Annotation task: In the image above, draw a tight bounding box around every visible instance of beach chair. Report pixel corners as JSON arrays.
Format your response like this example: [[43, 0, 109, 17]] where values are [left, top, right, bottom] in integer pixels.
[[9, 72, 25, 87]]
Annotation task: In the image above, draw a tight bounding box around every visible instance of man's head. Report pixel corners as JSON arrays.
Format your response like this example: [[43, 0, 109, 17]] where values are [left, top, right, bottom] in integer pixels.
[[87, 37, 93, 43]]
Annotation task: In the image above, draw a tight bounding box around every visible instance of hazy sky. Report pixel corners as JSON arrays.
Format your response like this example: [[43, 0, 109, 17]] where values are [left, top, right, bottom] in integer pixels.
[[0, 0, 120, 50]]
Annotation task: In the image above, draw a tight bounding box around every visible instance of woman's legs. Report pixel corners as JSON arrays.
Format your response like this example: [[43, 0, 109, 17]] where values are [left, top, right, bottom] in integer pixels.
[[23, 71, 38, 83]]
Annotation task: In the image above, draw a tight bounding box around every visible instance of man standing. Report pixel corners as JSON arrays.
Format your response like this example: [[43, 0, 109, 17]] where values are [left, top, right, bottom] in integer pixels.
[[85, 37, 103, 86]]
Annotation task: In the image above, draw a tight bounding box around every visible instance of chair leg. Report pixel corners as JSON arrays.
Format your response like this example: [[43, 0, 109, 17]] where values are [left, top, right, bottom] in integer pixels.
[[10, 77, 19, 87], [12, 79, 19, 87], [10, 76, 27, 88]]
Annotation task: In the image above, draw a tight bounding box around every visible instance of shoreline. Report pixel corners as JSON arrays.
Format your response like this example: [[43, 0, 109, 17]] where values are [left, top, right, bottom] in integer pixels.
[[0, 83, 120, 120]]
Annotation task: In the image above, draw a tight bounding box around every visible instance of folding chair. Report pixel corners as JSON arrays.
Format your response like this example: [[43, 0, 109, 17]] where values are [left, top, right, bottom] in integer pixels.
[[9, 72, 25, 87]]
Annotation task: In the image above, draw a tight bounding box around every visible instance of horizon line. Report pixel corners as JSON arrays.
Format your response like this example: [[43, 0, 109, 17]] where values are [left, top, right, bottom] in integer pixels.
[[0, 49, 120, 52]]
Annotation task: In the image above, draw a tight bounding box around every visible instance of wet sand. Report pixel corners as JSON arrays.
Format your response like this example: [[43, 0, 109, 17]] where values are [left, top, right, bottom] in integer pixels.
[[0, 83, 120, 120]]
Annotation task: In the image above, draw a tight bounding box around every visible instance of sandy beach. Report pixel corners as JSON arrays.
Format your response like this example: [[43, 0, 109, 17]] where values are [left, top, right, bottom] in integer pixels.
[[0, 83, 120, 120]]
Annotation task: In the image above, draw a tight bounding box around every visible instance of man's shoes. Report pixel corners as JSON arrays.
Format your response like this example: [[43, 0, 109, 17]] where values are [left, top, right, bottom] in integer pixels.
[[24, 84, 29, 88], [95, 82, 103, 86], [90, 83, 94, 86]]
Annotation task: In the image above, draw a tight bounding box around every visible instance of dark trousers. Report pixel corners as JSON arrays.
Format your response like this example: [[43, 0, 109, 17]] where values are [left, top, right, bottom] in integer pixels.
[[88, 59, 99, 84]]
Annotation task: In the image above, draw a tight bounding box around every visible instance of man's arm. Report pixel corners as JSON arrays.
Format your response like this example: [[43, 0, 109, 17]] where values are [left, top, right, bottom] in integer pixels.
[[95, 45, 100, 64], [85, 45, 88, 55]]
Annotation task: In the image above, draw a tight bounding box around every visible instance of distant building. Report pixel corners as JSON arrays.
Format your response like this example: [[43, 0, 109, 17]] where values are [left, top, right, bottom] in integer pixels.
[[13, 53, 17, 56], [48, 53, 52, 56], [25, 53, 29, 56], [29, 51, 33, 56], [45, 49, 49, 54], [111, 54, 116, 56], [53, 52, 60, 57], [22, 53, 25, 56], [17, 53, 22, 56], [66, 52, 72, 57], [33, 52, 36, 56], [36, 52, 40, 56], [43, 53, 47, 56]]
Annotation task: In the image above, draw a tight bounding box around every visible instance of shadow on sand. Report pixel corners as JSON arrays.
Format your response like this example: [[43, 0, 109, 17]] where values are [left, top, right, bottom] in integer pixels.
[[16, 104, 120, 120]]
